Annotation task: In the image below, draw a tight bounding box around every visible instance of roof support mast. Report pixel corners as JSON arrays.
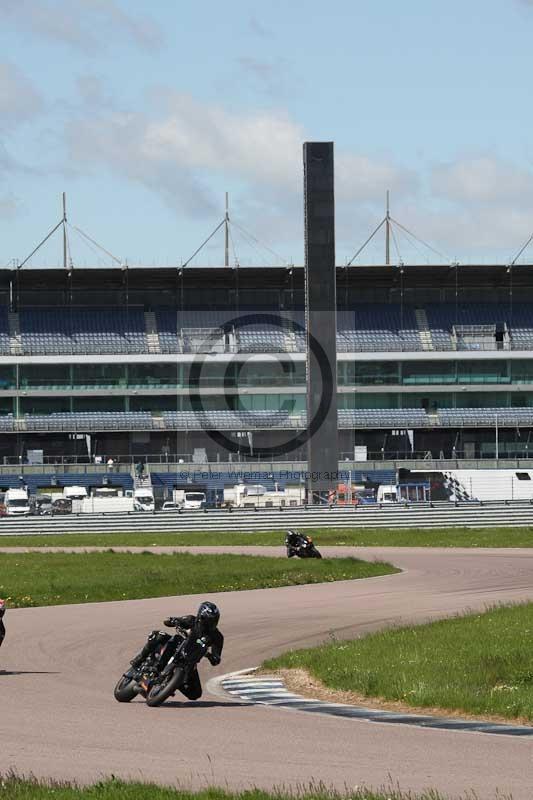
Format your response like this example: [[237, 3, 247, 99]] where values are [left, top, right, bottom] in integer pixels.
[[62, 192, 68, 270], [224, 192, 229, 267], [347, 191, 449, 266], [385, 190, 390, 266]]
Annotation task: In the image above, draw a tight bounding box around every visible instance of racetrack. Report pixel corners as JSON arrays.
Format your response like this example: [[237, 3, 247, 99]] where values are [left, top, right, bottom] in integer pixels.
[[2, 546, 533, 799]]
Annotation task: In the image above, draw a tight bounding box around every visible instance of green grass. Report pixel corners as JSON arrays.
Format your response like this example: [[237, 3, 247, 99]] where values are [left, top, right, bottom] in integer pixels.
[[265, 602, 533, 722], [0, 776, 467, 800], [0, 551, 396, 608], [1, 525, 533, 549]]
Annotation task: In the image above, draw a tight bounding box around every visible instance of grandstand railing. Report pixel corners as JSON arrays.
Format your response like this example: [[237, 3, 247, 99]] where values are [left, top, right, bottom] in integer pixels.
[[5, 340, 533, 356], [5, 455, 533, 473], [1, 409, 533, 433], [7, 457, 533, 485]]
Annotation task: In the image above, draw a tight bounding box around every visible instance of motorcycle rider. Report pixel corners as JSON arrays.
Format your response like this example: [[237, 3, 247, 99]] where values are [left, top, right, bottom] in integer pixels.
[[130, 601, 223, 700], [0, 599, 6, 651], [285, 529, 305, 557]]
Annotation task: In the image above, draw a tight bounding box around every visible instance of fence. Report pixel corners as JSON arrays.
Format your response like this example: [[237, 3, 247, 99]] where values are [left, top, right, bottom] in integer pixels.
[[1, 501, 533, 535]]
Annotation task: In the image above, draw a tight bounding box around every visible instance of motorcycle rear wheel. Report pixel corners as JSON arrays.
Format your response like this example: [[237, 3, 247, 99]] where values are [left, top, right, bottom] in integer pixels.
[[114, 674, 138, 703], [146, 667, 184, 707]]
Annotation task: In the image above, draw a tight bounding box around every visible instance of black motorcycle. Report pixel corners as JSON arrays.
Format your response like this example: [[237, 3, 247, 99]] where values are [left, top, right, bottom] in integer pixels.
[[285, 530, 322, 559], [114, 626, 216, 707]]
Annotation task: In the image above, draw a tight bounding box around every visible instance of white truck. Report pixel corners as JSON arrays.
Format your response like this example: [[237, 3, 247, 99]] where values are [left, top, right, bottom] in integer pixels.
[[63, 486, 88, 501], [134, 487, 155, 512], [376, 484, 399, 504], [5, 488, 31, 516], [223, 483, 301, 509], [174, 490, 206, 510]]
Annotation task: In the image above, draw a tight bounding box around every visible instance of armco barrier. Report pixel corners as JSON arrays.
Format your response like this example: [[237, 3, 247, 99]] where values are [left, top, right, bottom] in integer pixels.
[[1, 502, 533, 535]]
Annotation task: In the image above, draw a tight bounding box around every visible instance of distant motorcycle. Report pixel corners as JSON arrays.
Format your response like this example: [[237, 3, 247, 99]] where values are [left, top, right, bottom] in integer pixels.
[[285, 529, 322, 559], [114, 625, 217, 708]]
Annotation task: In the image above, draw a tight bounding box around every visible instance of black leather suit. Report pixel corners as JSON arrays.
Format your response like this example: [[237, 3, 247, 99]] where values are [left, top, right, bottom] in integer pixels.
[[134, 614, 224, 700]]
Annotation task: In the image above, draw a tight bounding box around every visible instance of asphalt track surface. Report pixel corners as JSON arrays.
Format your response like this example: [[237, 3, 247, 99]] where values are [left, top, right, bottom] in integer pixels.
[[2, 546, 533, 798]]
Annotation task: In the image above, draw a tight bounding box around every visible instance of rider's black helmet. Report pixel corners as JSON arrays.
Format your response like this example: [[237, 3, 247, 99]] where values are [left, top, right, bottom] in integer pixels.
[[196, 601, 220, 633]]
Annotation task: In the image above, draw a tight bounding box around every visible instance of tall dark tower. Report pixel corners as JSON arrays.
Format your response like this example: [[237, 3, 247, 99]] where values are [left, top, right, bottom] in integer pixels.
[[303, 141, 338, 502]]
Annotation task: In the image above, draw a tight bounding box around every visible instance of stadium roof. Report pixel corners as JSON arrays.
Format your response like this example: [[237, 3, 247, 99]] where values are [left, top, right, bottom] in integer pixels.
[[2, 263, 533, 293]]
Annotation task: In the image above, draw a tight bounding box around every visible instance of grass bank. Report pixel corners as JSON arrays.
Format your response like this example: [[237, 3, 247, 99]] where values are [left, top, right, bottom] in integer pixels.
[[1, 525, 533, 549], [0, 776, 471, 800], [264, 603, 533, 722], [0, 551, 396, 608]]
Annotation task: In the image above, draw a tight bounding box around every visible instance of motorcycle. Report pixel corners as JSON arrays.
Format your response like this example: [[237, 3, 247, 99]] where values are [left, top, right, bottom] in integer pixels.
[[114, 626, 216, 707], [285, 530, 322, 559]]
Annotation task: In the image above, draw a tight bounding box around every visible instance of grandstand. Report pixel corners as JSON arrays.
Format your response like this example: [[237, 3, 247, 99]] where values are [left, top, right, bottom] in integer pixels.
[[1, 262, 533, 497]]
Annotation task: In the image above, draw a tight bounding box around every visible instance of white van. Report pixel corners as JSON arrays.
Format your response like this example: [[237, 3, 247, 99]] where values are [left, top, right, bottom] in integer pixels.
[[5, 488, 31, 516], [181, 491, 206, 510], [376, 484, 398, 504], [174, 490, 206, 510], [134, 488, 155, 512]]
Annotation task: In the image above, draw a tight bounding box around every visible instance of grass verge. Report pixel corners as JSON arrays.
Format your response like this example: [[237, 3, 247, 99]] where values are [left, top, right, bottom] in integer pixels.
[[264, 602, 533, 722], [1, 525, 533, 549], [0, 776, 470, 800], [0, 551, 396, 608]]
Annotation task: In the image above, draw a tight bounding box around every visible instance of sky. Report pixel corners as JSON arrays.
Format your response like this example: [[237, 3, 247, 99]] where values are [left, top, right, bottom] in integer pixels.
[[2, 0, 533, 267]]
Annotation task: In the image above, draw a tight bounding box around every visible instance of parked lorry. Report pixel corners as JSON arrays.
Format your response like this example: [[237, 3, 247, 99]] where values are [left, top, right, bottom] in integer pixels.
[[5, 488, 31, 516], [63, 486, 88, 501], [223, 483, 301, 509], [173, 490, 206, 510]]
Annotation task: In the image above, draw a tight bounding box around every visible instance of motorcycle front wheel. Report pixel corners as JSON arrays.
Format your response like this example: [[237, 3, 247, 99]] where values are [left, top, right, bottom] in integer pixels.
[[146, 666, 184, 707], [114, 674, 139, 703]]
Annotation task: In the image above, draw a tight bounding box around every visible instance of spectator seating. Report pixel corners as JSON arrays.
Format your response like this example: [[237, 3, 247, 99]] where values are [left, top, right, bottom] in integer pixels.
[[338, 408, 429, 427], [3, 301, 533, 354], [7, 407, 533, 432], [0, 414, 14, 431], [155, 310, 180, 353], [0, 473, 133, 492], [24, 412, 153, 431], [236, 312, 292, 353], [337, 305, 420, 352], [438, 407, 533, 426], [19, 307, 147, 354], [0, 308, 11, 354]]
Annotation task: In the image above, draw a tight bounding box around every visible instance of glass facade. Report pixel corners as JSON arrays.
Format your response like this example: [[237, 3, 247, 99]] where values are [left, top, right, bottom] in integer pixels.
[[6, 359, 533, 417], [14, 361, 305, 390]]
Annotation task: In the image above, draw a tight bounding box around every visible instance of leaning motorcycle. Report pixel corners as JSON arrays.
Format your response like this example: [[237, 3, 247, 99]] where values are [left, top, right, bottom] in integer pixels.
[[285, 532, 322, 559], [114, 626, 215, 707]]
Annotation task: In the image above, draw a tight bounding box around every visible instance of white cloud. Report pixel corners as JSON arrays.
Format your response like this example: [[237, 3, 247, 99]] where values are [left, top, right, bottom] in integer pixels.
[[3, 0, 163, 53], [61, 82, 533, 263], [431, 156, 533, 205], [0, 62, 43, 129], [65, 91, 304, 218], [65, 88, 415, 231], [143, 92, 304, 192], [337, 153, 417, 204]]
